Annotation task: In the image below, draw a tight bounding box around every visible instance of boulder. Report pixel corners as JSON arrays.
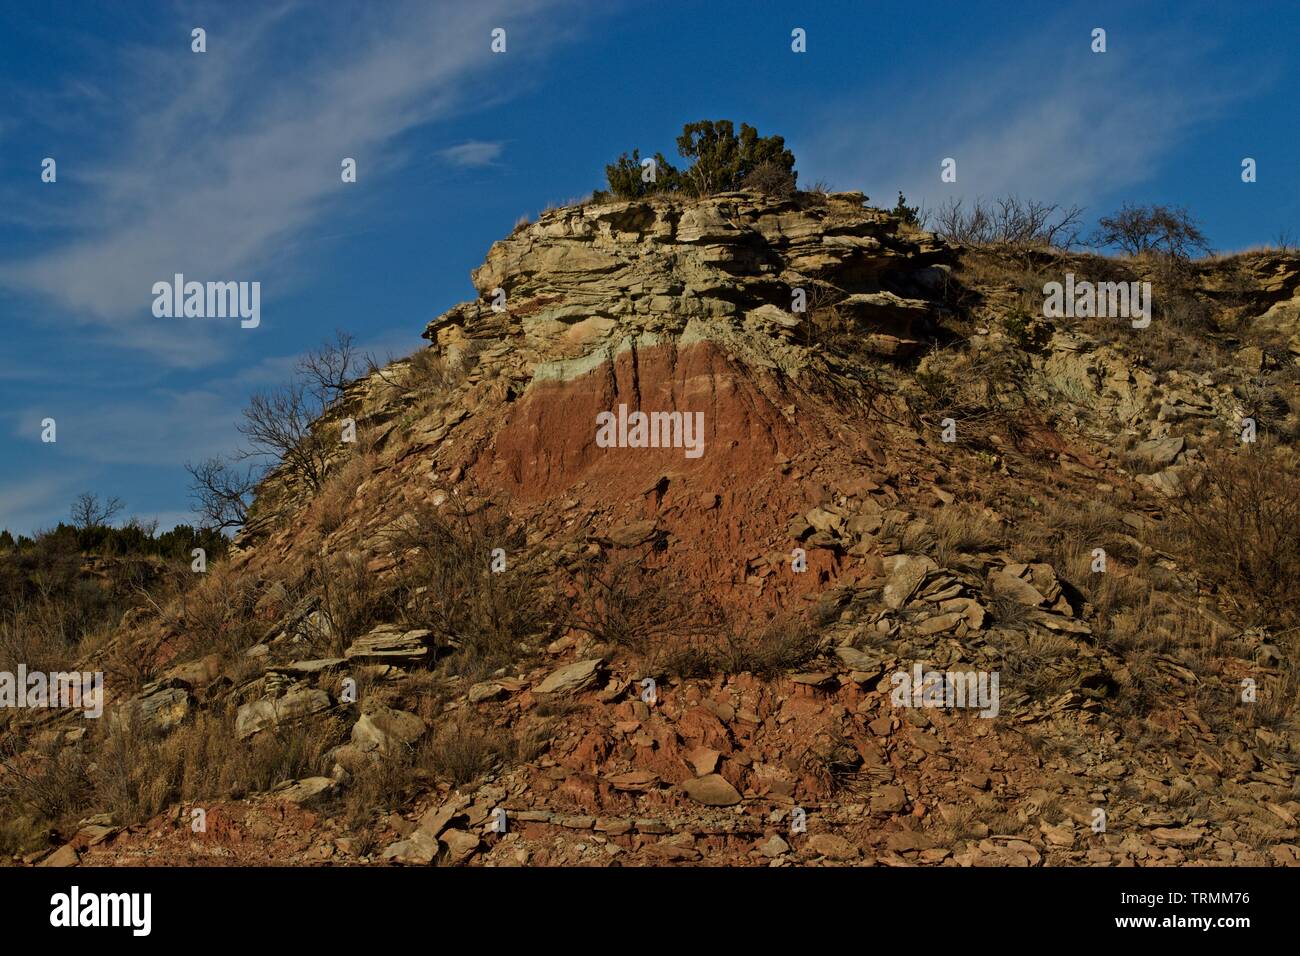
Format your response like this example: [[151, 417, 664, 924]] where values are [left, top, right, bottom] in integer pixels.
[[834, 646, 884, 676], [274, 776, 338, 807], [1134, 434, 1185, 467], [351, 706, 427, 755], [680, 773, 742, 806], [418, 795, 471, 839], [882, 554, 936, 609], [805, 833, 860, 861], [344, 625, 436, 665], [37, 844, 80, 867], [468, 681, 506, 703], [535, 659, 602, 696], [135, 684, 193, 733], [989, 569, 1046, 606], [440, 829, 481, 866], [381, 828, 439, 865], [236, 686, 331, 740]]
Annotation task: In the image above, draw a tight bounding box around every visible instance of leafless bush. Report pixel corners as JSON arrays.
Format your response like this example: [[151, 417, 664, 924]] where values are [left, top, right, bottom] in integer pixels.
[[1169, 444, 1300, 630], [364, 346, 472, 400], [1091, 202, 1211, 260], [173, 565, 263, 660], [0, 737, 93, 822], [565, 552, 721, 661], [715, 615, 817, 677], [389, 493, 550, 678], [990, 593, 1034, 630], [803, 730, 868, 795], [796, 179, 833, 208], [571, 558, 818, 678], [298, 330, 359, 405], [91, 708, 345, 824], [926, 504, 1005, 565], [185, 458, 257, 531], [312, 451, 372, 536], [932, 195, 1084, 249], [742, 161, 797, 198], [236, 381, 333, 492], [0, 596, 79, 675], [192, 330, 363, 513], [417, 712, 518, 788], [70, 492, 124, 530], [314, 550, 395, 655]]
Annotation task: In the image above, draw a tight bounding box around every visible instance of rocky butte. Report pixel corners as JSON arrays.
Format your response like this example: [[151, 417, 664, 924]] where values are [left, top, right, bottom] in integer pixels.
[[6, 187, 1300, 868]]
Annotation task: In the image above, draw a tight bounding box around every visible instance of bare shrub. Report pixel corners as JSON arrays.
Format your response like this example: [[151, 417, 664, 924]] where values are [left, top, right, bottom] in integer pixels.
[[193, 330, 363, 511], [1091, 203, 1211, 260], [363, 346, 471, 401], [389, 494, 550, 679], [91, 708, 345, 824], [803, 730, 868, 795], [341, 751, 418, 825], [908, 346, 1037, 449], [742, 161, 797, 198], [932, 196, 1084, 249], [0, 596, 80, 675], [417, 712, 517, 788], [1168, 444, 1300, 631], [298, 330, 359, 403], [565, 552, 720, 662], [185, 458, 257, 532], [715, 615, 817, 677], [1041, 497, 1122, 543], [989, 593, 1034, 630], [312, 450, 372, 536], [100, 624, 169, 694], [1243, 667, 1300, 732], [315, 550, 395, 655], [174, 566, 264, 660], [0, 737, 94, 823], [236, 382, 333, 493], [990, 630, 1076, 705], [70, 492, 124, 530]]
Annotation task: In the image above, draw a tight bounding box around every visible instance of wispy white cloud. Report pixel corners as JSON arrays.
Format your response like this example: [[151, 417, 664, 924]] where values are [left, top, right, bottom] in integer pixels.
[[10, 390, 240, 467], [804, 23, 1257, 216], [0, 0, 570, 367], [438, 140, 506, 167]]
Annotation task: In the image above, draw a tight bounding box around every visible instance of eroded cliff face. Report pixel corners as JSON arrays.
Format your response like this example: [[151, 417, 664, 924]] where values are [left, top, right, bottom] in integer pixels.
[[405, 194, 950, 575], [13, 189, 1300, 869], [233, 191, 963, 594]]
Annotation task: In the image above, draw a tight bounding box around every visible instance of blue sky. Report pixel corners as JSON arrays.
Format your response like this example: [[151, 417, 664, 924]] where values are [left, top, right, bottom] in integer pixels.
[[1, 0, 1297, 535]]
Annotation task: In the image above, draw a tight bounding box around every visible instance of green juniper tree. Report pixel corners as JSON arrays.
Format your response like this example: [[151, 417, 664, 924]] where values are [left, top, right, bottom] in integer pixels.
[[600, 120, 796, 199]]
